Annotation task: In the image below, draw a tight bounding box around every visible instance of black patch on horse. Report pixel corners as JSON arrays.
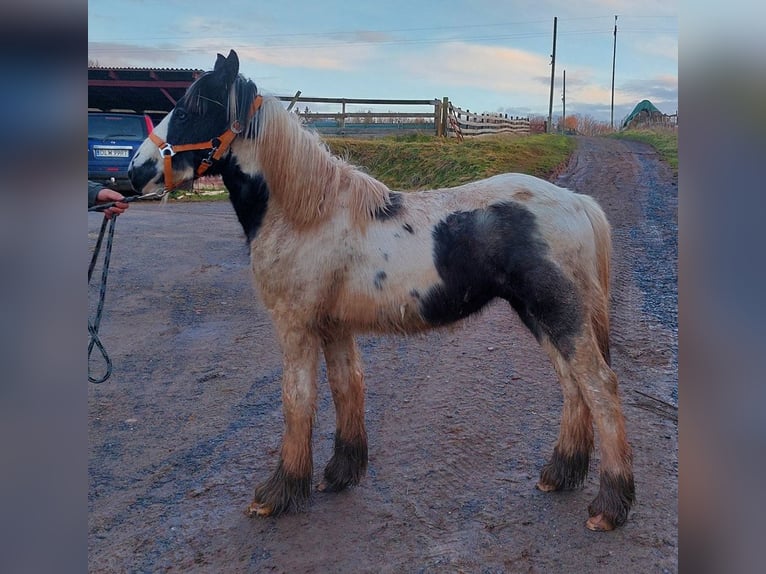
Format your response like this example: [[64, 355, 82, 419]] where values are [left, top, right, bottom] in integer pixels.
[[164, 76, 230, 176], [223, 161, 270, 243], [373, 191, 404, 220], [373, 270, 387, 290], [420, 202, 583, 358], [128, 158, 163, 192]]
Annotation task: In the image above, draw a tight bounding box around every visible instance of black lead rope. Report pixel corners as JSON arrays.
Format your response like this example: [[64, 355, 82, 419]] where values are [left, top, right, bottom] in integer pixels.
[[87, 191, 168, 383], [88, 214, 117, 383]]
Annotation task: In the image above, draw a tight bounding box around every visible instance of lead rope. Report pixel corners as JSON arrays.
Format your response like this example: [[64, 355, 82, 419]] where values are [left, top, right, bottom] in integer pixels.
[[87, 190, 168, 383], [88, 214, 117, 383]]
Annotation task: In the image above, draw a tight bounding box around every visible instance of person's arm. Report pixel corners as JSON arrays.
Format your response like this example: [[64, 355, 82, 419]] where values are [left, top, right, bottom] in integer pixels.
[[88, 180, 102, 208], [88, 182, 129, 218]]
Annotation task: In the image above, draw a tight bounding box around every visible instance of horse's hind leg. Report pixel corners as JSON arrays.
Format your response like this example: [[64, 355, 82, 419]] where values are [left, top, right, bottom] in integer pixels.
[[247, 326, 320, 517], [570, 339, 634, 531], [536, 341, 594, 493], [536, 337, 633, 530], [318, 332, 368, 492]]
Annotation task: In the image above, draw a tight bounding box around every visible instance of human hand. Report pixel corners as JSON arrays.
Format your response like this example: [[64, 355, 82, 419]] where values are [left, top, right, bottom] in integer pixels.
[[96, 188, 129, 219]]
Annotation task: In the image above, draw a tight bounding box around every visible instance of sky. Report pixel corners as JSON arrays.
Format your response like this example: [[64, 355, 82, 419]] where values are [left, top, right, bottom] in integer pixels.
[[88, 0, 678, 125]]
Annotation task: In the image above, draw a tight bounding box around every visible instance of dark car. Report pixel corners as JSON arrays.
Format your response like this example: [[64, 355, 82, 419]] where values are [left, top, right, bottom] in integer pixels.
[[88, 112, 154, 194]]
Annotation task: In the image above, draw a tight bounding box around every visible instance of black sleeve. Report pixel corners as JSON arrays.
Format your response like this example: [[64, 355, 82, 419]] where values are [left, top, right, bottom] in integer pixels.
[[88, 180, 102, 208]]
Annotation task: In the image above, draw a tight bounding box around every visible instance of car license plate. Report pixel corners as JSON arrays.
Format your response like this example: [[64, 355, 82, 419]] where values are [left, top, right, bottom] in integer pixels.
[[95, 149, 130, 158]]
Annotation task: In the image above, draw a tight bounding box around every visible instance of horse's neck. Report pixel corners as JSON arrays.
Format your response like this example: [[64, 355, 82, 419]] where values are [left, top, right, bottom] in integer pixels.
[[255, 104, 338, 227], [254, 101, 389, 228]]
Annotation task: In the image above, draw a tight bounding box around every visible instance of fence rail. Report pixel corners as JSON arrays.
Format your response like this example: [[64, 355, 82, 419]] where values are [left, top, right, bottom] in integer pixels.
[[275, 94, 529, 138], [449, 104, 530, 137]]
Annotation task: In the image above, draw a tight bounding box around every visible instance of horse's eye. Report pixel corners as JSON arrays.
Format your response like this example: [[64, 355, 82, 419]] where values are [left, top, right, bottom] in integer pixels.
[[175, 109, 188, 122]]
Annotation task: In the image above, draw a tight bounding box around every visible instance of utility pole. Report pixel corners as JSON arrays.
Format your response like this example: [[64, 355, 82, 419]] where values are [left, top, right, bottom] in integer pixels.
[[562, 69, 566, 134], [611, 15, 618, 130], [547, 16, 557, 134]]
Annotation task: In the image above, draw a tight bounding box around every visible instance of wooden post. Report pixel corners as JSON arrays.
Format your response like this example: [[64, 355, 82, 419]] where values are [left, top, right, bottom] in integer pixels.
[[562, 69, 566, 133], [340, 100, 346, 130], [286, 90, 302, 112], [441, 97, 449, 137], [610, 15, 618, 130], [548, 16, 557, 134]]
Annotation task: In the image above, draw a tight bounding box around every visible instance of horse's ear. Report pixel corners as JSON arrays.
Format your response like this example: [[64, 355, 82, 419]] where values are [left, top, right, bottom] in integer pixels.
[[213, 50, 239, 84], [214, 53, 227, 72]]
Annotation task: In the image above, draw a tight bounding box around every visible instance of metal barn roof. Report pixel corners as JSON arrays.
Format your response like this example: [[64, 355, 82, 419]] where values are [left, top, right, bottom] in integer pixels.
[[88, 66, 204, 123]]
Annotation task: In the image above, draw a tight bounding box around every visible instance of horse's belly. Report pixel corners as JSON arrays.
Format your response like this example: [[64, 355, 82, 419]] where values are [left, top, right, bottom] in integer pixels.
[[331, 275, 436, 333]]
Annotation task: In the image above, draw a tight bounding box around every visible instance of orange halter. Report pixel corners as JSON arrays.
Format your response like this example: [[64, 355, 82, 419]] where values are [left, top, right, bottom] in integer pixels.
[[148, 95, 263, 191]]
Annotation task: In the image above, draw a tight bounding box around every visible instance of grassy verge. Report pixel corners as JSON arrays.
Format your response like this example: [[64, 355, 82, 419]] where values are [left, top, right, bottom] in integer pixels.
[[171, 133, 576, 199], [326, 133, 574, 191], [611, 128, 678, 173]]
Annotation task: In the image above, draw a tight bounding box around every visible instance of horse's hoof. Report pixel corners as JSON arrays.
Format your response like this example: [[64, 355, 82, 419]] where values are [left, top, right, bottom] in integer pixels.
[[585, 513, 614, 531], [535, 480, 558, 492], [245, 501, 273, 517]]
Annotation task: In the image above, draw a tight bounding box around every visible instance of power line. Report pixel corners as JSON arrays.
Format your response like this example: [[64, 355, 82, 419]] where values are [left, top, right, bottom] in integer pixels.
[[88, 15, 676, 47], [89, 26, 676, 56]]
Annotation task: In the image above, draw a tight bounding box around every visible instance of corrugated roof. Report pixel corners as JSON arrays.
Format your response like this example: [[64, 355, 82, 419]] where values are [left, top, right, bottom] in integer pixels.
[[88, 66, 203, 122], [88, 66, 204, 72]]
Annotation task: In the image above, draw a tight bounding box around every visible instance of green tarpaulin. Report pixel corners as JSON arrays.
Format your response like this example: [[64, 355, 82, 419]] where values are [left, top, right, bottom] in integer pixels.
[[622, 99, 663, 128]]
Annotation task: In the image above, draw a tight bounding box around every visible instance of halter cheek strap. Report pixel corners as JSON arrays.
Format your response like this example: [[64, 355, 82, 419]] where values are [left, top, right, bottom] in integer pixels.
[[149, 95, 263, 191]]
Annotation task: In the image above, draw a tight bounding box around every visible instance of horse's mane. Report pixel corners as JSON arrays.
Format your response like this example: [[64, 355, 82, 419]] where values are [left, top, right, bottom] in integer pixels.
[[237, 87, 391, 229]]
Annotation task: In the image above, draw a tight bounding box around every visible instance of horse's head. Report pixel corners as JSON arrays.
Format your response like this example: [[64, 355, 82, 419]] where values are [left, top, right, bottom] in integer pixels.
[[128, 49, 260, 195]]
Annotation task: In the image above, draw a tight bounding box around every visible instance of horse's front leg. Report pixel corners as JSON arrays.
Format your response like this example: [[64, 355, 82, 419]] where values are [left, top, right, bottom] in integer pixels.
[[318, 331, 368, 492], [247, 327, 320, 517]]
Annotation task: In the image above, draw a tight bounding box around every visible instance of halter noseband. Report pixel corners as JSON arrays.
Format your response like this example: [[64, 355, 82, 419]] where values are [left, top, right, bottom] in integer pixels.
[[148, 95, 263, 191]]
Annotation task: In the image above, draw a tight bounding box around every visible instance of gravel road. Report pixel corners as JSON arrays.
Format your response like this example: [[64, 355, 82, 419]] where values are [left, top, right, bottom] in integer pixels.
[[88, 135, 678, 573]]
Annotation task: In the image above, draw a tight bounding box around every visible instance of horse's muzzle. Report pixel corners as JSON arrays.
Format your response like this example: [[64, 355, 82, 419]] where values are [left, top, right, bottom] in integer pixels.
[[128, 157, 162, 195]]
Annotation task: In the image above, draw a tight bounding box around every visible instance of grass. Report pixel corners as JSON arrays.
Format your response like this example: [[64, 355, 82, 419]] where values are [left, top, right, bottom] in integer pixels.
[[326, 133, 574, 191], [611, 128, 678, 173], [172, 188, 229, 201], [170, 133, 576, 200]]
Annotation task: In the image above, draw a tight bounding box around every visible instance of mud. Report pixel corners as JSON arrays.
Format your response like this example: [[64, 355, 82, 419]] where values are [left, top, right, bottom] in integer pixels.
[[88, 136, 677, 573]]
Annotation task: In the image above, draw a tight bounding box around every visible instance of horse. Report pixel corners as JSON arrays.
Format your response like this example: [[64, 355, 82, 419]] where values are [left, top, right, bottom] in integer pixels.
[[128, 50, 634, 531]]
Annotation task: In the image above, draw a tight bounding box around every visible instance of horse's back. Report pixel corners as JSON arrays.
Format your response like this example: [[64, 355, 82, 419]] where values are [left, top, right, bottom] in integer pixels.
[[403, 172, 603, 254]]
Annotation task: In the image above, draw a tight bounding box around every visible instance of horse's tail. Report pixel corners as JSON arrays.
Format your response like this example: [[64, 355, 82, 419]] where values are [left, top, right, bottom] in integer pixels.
[[579, 194, 612, 366]]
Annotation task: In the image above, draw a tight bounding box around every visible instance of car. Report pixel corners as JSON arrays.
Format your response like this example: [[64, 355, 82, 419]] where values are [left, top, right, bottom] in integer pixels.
[[88, 112, 154, 194]]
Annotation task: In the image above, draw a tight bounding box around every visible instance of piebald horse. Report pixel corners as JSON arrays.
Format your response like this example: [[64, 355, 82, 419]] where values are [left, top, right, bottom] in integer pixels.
[[128, 50, 634, 531]]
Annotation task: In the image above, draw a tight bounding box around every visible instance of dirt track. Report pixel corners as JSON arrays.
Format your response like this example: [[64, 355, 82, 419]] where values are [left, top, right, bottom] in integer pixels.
[[88, 136, 678, 573]]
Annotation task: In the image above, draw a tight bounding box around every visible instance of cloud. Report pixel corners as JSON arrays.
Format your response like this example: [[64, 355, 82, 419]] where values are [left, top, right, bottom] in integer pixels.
[[621, 74, 678, 104], [404, 41, 552, 98], [232, 43, 377, 72], [332, 30, 393, 43], [89, 37, 381, 76], [634, 34, 678, 61], [408, 41, 672, 114], [88, 42, 196, 68], [589, 0, 677, 17]]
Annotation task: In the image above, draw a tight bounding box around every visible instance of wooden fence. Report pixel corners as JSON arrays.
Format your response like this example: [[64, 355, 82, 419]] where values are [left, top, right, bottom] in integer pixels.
[[275, 94, 529, 138], [448, 102, 530, 138]]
